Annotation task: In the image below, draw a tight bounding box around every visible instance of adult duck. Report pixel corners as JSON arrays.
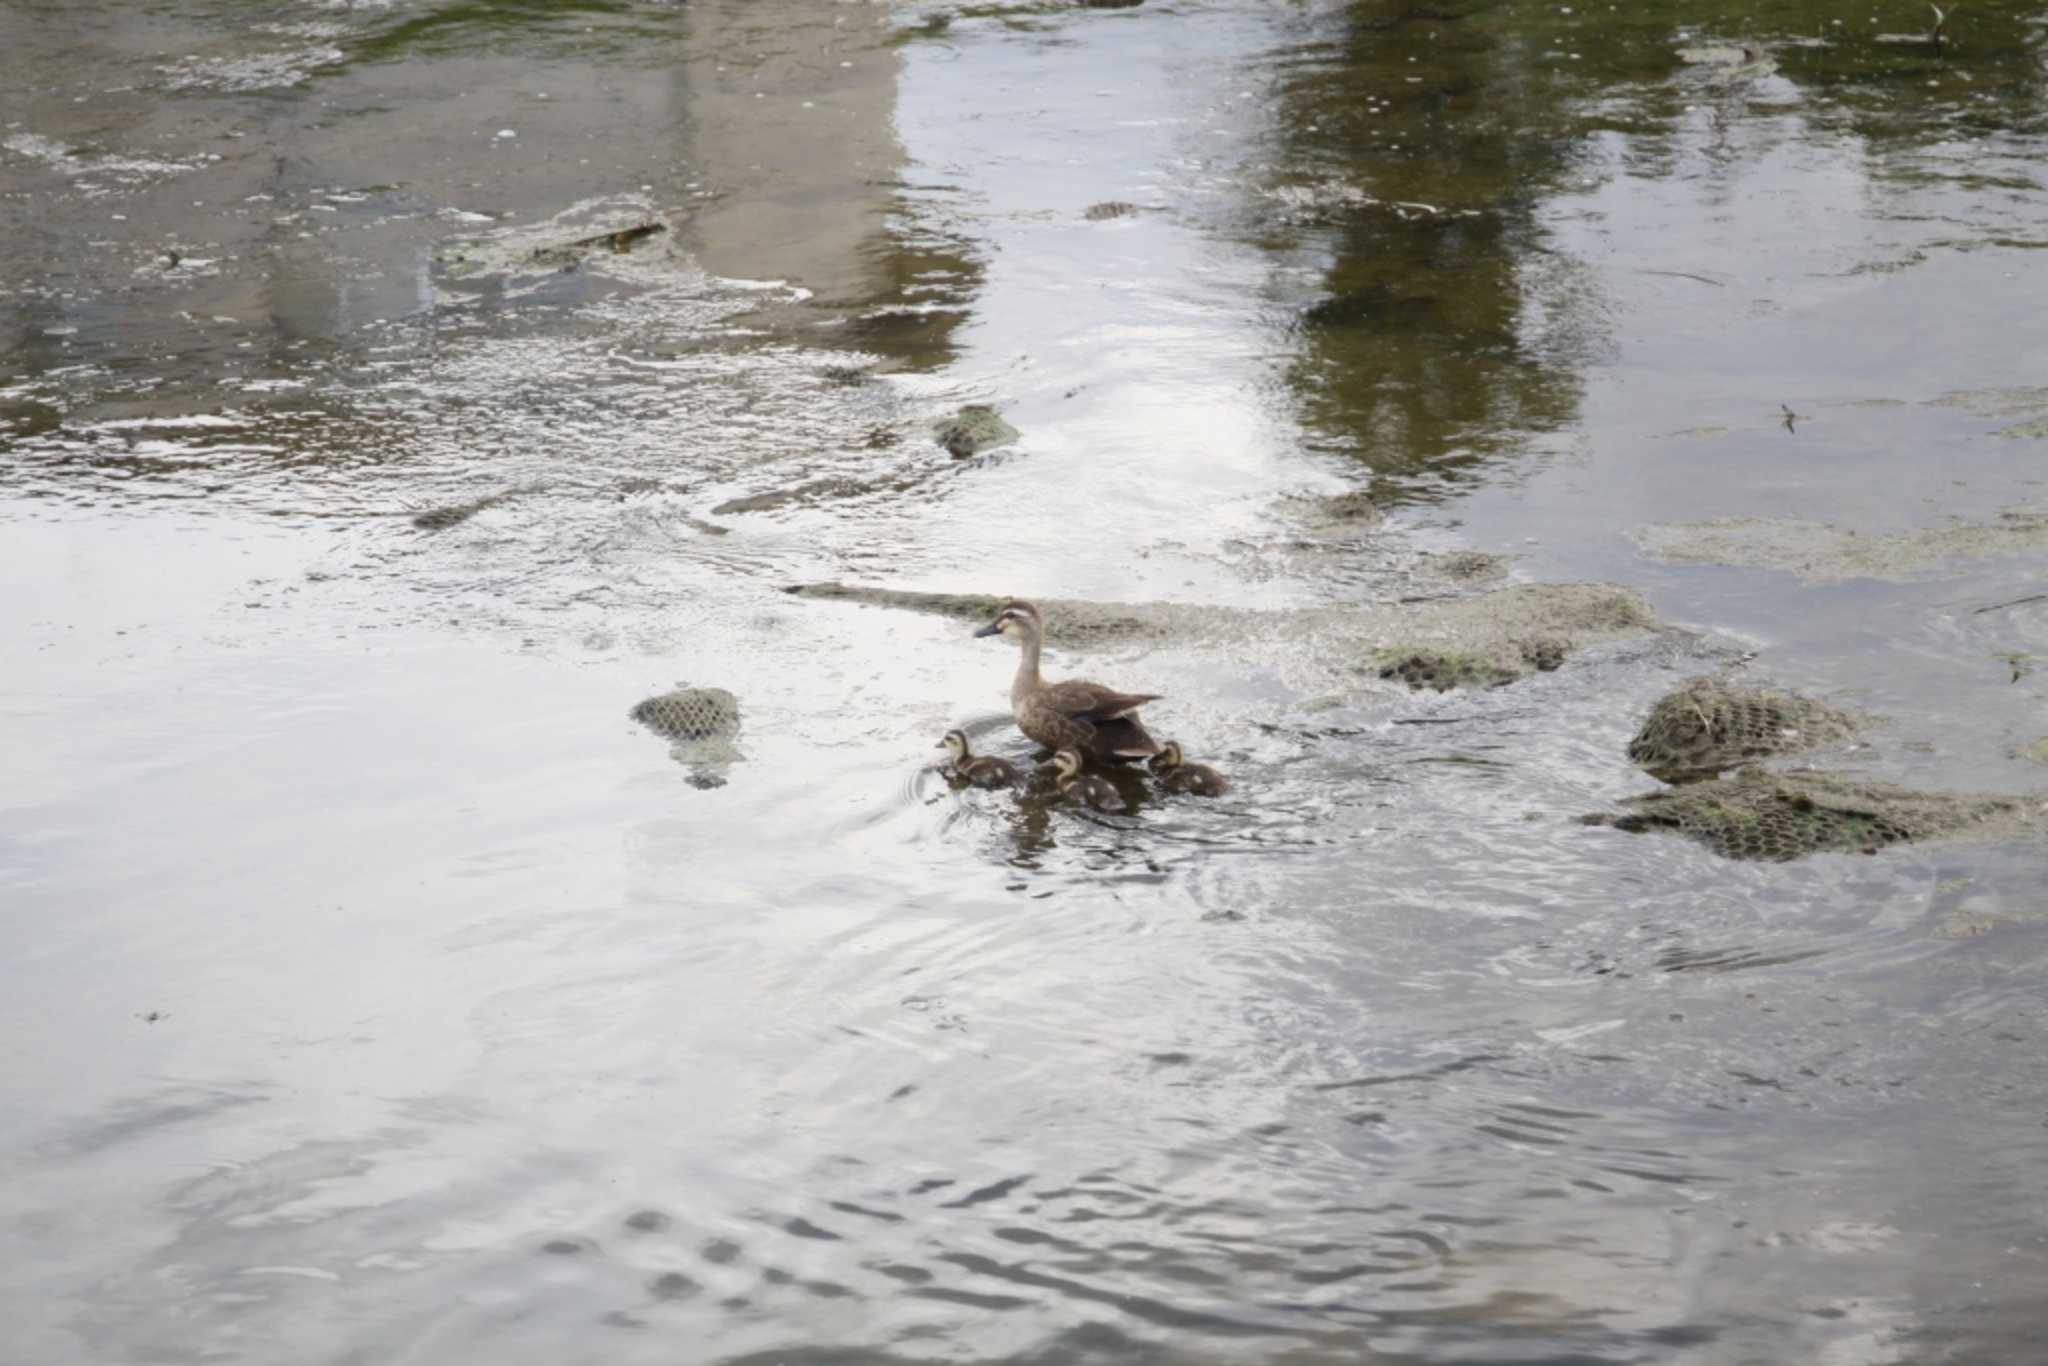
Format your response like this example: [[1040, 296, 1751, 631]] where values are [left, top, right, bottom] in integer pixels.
[[973, 600, 1161, 761]]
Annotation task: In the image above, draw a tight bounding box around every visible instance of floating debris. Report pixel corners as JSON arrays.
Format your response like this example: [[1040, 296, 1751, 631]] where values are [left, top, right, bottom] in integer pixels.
[[530, 221, 667, 268]]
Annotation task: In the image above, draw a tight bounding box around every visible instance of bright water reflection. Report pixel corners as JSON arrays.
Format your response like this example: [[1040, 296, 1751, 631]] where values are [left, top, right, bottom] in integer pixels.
[[5, 2, 2048, 1363]]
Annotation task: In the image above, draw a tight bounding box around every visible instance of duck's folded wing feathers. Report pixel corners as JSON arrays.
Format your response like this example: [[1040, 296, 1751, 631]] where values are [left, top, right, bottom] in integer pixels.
[[1040, 680, 1163, 721]]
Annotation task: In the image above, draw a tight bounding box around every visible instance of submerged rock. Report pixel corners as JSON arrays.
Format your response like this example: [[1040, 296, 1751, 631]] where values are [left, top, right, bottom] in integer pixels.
[[1627, 678, 1856, 780], [932, 405, 1019, 459], [713, 477, 869, 516], [412, 485, 534, 531], [783, 580, 1656, 693], [1632, 512, 2048, 583], [1584, 768, 2029, 863]]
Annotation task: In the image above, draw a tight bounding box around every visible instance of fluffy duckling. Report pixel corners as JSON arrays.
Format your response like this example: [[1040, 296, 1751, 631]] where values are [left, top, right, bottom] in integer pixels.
[[1053, 747, 1125, 812], [938, 729, 1022, 789], [1149, 740, 1228, 796]]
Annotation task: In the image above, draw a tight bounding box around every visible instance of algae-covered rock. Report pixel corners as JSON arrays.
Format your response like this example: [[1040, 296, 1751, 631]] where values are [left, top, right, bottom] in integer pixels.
[[632, 687, 741, 741], [1374, 637, 1567, 692], [1584, 768, 2026, 863], [1627, 678, 1856, 780], [1376, 650, 1521, 692], [782, 581, 1649, 698], [632, 687, 744, 789], [1434, 550, 1509, 582], [933, 405, 1019, 458], [1294, 489, 1383, 527], [1633, 512, 2048, 583]]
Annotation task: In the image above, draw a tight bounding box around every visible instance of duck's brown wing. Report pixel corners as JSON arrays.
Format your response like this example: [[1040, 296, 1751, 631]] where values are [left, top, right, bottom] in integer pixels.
[[1037, 679, 1163, 722], [1089, 713, 1160, 759]]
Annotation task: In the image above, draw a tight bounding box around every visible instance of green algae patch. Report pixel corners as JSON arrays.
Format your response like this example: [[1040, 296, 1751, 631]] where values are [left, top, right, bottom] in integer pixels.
[[1628, 678, 1857, 781], [1585, 768, 2033, 863]]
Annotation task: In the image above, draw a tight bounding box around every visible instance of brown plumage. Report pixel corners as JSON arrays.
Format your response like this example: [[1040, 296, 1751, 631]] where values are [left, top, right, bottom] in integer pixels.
[[1052, 748, 1125, 812], [1150, 740, 1228, 796], [937, 729, 1021, 789], [973, 600, 1162, 760]]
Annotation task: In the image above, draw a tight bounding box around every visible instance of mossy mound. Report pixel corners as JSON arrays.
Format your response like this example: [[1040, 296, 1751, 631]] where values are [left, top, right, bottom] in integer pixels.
[[1374, 637, 1567, 692], [631, 687, 741, 741], [932, 405, 1019, 458], [1585, 768, 2023, 863], [1627, 678, 1855, 780]]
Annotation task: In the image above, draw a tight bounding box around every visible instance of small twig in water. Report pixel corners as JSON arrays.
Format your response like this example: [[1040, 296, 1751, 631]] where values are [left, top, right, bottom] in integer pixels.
[[1636, 269, 1727, 288], [1974, 594, 2048, 616]]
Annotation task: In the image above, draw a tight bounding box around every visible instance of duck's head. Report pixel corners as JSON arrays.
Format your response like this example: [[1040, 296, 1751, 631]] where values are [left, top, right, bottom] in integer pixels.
[[937, 729, 970, 759], [973, 600, 1042, 642], [1052, 748, 1084, 779], [1149, 740, 1185, 773]]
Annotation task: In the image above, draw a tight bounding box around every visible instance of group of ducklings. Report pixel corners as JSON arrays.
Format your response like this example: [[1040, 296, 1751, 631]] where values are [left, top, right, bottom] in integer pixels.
[[934, 599, 1228, 812]]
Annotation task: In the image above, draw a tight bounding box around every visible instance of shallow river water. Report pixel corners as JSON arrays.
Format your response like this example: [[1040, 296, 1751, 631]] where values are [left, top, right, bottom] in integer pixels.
[[6, 3, 2048, 1363]]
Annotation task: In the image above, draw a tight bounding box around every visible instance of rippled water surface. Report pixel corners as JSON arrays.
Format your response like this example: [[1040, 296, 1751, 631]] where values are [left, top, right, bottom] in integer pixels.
[[7, 3, 2048, 1362]]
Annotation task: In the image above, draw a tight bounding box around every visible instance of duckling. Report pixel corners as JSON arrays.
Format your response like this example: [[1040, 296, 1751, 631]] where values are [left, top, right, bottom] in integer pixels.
[[1053, 747, 1125, 812], [974, 600, 1162, 762], [937, 729, 1022, 789], [1149, 740, 1228, 796]]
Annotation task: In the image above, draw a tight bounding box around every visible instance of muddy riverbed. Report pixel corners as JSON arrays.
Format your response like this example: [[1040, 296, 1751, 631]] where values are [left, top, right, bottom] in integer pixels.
[[6, 2, 2048, 1362]]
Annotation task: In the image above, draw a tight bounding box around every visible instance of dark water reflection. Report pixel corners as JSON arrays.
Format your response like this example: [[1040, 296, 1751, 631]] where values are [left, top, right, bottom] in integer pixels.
[[6, 2, 2048, 1363]]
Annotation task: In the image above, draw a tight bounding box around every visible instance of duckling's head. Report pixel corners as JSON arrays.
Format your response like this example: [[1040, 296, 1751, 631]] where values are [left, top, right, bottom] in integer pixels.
[[973, 600, 1042, 641], [938, 729, 970, 759], [1149, 740, 1186, 773], [1052, 747, 1084, 779]]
